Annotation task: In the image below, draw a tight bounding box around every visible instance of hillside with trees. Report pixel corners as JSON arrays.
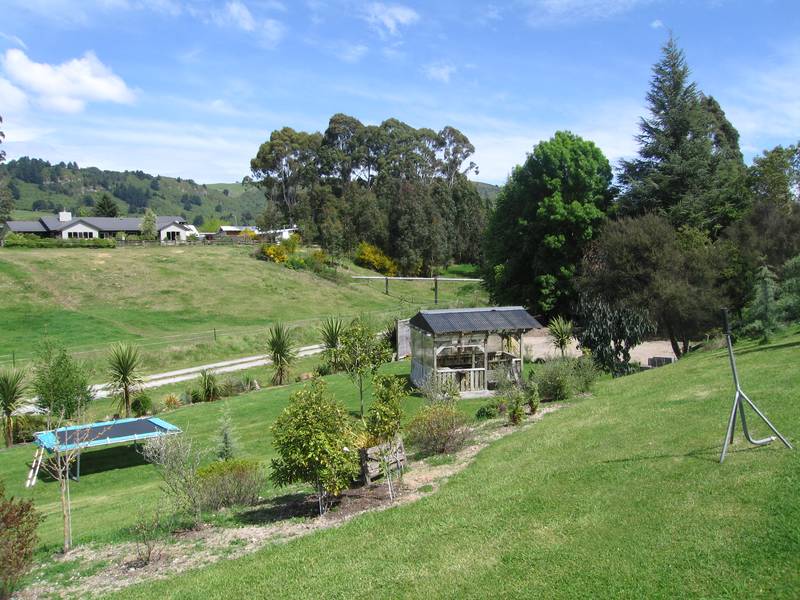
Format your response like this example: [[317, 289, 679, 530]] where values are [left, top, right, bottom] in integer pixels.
[[0, 159, 266, 229], [484, 36, 800, 359], [248, 115, 490, 275]]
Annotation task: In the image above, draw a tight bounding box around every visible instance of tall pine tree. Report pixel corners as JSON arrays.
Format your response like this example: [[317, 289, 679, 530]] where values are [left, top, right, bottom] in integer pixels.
[[618, 36, 749, 237]]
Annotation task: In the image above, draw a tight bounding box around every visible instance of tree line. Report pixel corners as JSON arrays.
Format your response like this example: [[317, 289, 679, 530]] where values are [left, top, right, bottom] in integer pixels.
[[248, 115, 490, 274], [483, 36, 800, 360]]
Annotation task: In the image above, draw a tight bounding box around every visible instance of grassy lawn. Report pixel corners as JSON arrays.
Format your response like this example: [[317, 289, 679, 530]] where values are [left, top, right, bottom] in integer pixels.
[[0, 360, 486, 554], [104, 329, 800, 599], [0, 245, 486, 375]]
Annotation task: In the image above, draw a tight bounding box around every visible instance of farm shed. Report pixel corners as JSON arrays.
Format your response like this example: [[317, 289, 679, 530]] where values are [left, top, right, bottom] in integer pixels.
[[409, 307, 543, 393]]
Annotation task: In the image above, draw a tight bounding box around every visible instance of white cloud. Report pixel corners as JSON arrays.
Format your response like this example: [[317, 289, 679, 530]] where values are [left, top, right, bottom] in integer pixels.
[[218, 1, 256, 31], [424, 62, 456, 83], [2, 49, 135, 113], [362, 3, 419, 37], [209, 1, 285, 46], [523, 0, 653, 27], [335, 43, 369, 63], [0, 32, 28, 49], [0, 77, 28, 113]]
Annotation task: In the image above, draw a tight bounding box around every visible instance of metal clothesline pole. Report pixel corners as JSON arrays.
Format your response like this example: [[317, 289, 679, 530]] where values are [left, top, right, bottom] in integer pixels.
[[719, 308, 792, 463]]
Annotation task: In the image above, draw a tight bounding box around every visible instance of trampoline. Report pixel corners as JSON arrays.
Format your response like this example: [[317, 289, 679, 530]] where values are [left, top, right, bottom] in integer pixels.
[[25, 417, 181, 487]]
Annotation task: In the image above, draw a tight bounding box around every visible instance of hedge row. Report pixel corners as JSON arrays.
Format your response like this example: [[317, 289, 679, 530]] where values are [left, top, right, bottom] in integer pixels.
[[1, 233, 116, 248]]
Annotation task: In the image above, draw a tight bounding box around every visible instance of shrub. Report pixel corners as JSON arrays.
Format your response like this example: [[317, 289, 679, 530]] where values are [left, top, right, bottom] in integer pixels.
[[197, 459, 265, 510], [131, 392, 153, 417], [548, 315, 574, 358], [0, 482, 42, 600], [2, 232, 116, 249], [266, 322, 296, 386], [525, 381, 540, 415], [366, 376, 405, 444], [12, 415, 48, 444], [219, 378, 236, 398], [420, 375, 460, 404], [183, 387, 203, 404], [572, 356, 599, 393], [407, 403, 469, 456], [531, 358, 575, 402], [270, 379, 360, 515], [217, 403, 236, 461], [354, 241, 397, 276], [131, 510, 165, 566], [260, 243, 288, 263], [507, 394, 524, 425], [475, 403, 498, 420], [140, 435, 204, 527], [163, 393, 182, 410], [281, 232, 301, 254], [239, 374, 260, 393], [198, 370, 221, 402]]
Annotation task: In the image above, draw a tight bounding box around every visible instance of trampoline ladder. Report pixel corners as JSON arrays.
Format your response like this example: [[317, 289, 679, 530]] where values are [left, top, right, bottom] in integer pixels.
[[26, 447, 44, 488]]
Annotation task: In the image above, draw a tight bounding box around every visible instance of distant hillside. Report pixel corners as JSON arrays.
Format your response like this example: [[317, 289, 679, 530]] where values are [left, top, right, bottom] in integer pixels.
[[0, 157, 264, 230], [473, 181, 501, 204], [0, 157, 503, 226]]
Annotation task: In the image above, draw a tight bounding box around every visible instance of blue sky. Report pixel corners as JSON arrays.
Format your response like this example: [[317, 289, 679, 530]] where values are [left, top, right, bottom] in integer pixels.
[[1, 0, 798, 184]]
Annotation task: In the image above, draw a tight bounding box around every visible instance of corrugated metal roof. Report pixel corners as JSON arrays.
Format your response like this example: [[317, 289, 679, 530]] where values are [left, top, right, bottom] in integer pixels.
[[409, 306, 542, 335]]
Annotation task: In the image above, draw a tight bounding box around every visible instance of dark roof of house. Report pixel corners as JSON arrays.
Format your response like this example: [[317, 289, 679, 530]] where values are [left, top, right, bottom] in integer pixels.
[[5, 220, 48, 233], [409, 306, 543, 335], [37, 216, 187, 232]]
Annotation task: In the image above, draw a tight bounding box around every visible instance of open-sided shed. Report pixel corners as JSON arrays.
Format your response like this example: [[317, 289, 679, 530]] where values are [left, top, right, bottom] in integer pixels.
[[409, 306, 543, 393]]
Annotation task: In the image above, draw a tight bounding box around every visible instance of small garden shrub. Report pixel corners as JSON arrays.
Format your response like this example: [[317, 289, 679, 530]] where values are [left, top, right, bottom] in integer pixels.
[[131, 510, 166, 566], [197, 459, 266, 510], [162, 393, 182, 410], [525, 380, 540, 415], [474, 396, 508, 420], [506, 388, 525, 426], [354, 241, 397, 276], [131, 392, 153, 417], [572, 356, 599, 393], [260, 243, 288, 263], [531, 358, 575, 402], [198, 370, 221, 402], [407, 403, 469, 456], [12, 415, 48, 444], [0, 482, 42, 600]]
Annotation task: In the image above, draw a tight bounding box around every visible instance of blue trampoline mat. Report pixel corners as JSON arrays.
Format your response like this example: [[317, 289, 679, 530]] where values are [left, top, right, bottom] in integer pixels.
[[34, 417, 181, 452]]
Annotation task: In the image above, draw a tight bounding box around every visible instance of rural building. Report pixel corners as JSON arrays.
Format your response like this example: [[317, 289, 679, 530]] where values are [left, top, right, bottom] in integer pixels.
[[1, 211, 192, 242], [409, 306, 543, 393]]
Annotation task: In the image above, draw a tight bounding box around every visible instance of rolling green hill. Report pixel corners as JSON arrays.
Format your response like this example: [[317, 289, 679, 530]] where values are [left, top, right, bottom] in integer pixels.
[[0, 245, 486, 374], [0, 157, 501, 226], [0, 158, 264, 229]]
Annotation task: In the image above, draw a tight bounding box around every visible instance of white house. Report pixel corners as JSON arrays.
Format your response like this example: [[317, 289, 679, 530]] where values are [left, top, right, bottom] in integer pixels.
[[1, 212, 192, 242]]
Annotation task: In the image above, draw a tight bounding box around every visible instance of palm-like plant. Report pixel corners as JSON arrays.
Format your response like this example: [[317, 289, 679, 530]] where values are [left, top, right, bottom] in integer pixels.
[[319, 316, 344, 371], [198, 369, 221, 402], [107, 343, 143, 418], [267, 322, 297, 386], [0, 367, 27, 447], [548, 316, 574, 358]]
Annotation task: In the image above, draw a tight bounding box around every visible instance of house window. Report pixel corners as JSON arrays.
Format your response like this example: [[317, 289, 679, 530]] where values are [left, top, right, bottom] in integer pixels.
[[166, 231, 179, 241]]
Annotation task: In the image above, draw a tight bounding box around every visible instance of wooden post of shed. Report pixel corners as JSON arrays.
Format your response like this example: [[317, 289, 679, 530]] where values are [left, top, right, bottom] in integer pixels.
[[483, 333, 489, 390]]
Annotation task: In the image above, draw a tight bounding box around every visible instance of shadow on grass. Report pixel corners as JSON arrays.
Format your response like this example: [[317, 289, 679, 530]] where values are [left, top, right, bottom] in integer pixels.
[[38, 445, 148, 482], [735, 339, 800, 357], [601, 442, 780, 465], [235, 493, 320, 525]]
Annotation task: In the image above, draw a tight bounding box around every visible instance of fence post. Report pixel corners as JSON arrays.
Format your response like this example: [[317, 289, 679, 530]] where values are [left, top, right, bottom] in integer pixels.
[[12, 351, 15, 368], [385, 277, 389, 295], [434, 276, 439, 304], [213, 328, 217, 342]]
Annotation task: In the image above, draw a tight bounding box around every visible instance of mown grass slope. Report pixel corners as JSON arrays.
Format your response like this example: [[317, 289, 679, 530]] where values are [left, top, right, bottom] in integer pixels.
[[112, 329, 800, 599], [0, 361, 485, 552], [0, 245, 485, 373]]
